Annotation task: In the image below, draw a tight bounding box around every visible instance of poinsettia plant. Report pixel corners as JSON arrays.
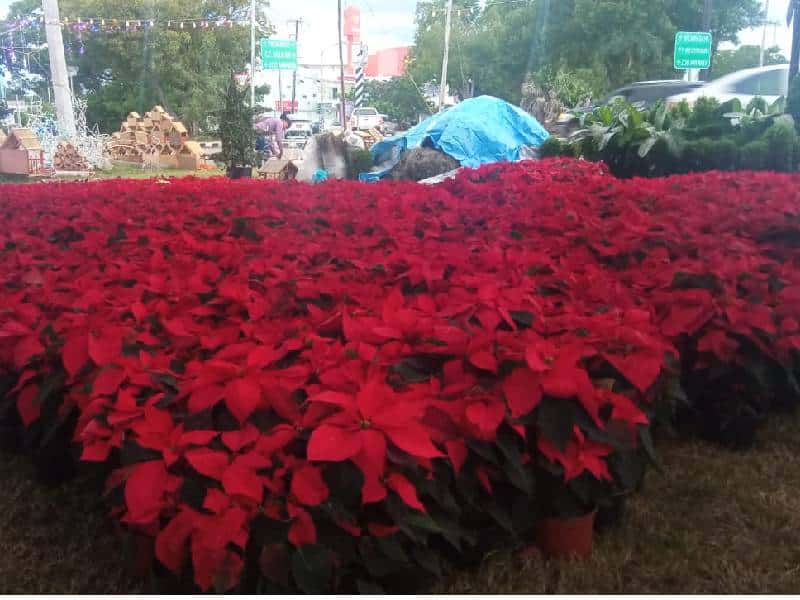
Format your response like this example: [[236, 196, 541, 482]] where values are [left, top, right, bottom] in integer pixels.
[[2, 159, 800, 591]]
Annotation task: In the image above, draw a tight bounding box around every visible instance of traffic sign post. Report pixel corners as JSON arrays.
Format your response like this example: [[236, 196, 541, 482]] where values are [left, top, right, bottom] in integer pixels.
[[260, 39, 298, 71], [674, 31, 713, 71]]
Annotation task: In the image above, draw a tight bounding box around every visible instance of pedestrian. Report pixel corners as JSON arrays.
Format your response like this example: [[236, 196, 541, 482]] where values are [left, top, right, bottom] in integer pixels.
[[255, 112, 292, 161]]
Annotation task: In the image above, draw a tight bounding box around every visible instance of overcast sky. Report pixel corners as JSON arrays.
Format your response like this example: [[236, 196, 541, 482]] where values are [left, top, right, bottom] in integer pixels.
[[0, 0, 794, 62], [268, 0, 418, 60]]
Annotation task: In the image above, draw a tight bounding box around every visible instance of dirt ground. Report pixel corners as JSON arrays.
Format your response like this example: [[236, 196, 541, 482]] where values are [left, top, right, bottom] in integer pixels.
[[1, 413, 799, 594]]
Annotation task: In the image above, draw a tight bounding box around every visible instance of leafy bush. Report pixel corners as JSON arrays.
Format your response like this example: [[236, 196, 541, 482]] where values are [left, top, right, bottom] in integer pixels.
[[539, 137, 567, 158], [346, 148, 374, 180], [535, 68, 596, 108], [554, 97, 799, 176], [739, 139, 770, 171], [763, 119, 798, 172], [2, 161, 800, 591], [787, 74, 800, 129]]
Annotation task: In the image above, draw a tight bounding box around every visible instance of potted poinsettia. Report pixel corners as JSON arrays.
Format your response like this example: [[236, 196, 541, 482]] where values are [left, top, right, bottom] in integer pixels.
[[219, 73, 255, 179]]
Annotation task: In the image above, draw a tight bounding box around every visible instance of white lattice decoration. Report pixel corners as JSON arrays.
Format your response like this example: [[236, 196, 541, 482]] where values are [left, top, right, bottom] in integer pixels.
[[25, 94, 112, 171]]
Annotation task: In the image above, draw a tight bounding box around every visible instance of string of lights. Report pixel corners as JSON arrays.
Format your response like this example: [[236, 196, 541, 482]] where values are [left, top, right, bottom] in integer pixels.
[[1, 15, 253, 32]]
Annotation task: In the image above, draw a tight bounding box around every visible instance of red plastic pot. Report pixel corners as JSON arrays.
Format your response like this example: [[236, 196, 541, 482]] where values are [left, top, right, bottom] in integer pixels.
[[536, 509, 597, 559]]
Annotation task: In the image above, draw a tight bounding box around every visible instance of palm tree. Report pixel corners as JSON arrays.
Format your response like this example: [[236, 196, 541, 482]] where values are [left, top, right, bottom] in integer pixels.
[[790, 0, 800, 80]]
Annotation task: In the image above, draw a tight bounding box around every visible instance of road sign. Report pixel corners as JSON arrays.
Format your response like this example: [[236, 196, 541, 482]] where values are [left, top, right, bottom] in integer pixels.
[[260, 39, 298, 71], [674, 31, 712, 70]]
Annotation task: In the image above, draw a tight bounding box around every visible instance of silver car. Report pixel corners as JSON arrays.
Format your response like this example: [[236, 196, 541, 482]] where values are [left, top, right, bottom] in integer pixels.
[[667, 64, 789, 108]]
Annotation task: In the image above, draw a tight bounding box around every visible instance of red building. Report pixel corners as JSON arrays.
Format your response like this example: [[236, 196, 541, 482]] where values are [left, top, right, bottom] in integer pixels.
[[365, 46, 411, 79]]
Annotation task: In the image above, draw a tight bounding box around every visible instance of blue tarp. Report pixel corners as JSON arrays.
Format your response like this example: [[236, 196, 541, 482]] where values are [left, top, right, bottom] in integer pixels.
[[361, 95, 550, 182]]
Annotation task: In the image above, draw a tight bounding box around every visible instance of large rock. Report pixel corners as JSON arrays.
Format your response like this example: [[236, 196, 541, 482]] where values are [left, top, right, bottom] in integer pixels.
[[388, 147, 460, 182]]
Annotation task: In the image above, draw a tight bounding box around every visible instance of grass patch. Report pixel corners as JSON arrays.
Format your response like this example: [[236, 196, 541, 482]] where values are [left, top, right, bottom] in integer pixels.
[[1, 413, 799, 593], [84, 165, 225, 180]]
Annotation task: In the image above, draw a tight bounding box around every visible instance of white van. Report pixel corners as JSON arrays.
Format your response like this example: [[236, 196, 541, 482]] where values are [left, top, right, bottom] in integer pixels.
[[667, 64, 789, 109]]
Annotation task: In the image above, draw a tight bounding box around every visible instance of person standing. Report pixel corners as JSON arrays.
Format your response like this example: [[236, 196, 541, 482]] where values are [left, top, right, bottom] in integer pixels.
[[255, 112, 292, 160]]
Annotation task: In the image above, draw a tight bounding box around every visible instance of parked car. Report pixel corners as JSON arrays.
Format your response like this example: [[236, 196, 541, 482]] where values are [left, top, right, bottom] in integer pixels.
[[666, 64, 790, 109], [349, 107, 384, 131], [599, 79, 706, 107], [284, 121, 313, 149]]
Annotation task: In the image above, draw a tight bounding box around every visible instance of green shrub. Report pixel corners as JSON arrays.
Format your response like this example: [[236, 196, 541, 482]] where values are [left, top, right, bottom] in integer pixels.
[[346, 148, 375, 179], [681, 138, 719, 173], [688, 97, 721, 129], [793, 136, 800, 170], [539, 136, 568, 158], [788, 75, 800, 130], [669, 100, 692, 122], [713, 138, 740, 171], [745, 97, 768, 115], [762, 120, 798, 172], [739, 139, 770, 171]]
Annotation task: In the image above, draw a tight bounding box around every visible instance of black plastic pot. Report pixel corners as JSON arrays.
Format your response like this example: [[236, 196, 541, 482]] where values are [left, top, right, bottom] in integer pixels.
[[227, 166, 253, 179]]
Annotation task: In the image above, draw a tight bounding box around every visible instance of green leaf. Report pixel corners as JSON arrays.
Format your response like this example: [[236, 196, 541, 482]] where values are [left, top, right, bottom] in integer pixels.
[[638, 424, 662, 473], [638, 136, 658, 158], [485, 499, 514, 533], [291, 545, 332, 594], [376, 534, 408, 563], [496, 427, 534, 494], [412, 546, 443, 578], [466, 439, 500, 465], [536, 397, 576, 451], [653, 102, 667, 130], [322, 461, 364, 508]]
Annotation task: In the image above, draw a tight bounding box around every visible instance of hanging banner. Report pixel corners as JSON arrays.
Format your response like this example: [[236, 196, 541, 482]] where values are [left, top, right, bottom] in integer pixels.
[[275, 100, 298, 112], [260, 38, 297, 70]]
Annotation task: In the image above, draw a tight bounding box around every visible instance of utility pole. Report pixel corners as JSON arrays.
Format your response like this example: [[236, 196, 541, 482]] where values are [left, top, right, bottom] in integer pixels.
[[439, 0, 454, 110], [338, 0, 346, 127], [790, 0, 800, 82], [702, 0, 712, 31], [250, 0, 256, 109], [278, 70, 283, 110], [701, 0, 713, 80], [42, 0, 75, 136], [289, 19, 301, 114], [760, 0, 770, 67]]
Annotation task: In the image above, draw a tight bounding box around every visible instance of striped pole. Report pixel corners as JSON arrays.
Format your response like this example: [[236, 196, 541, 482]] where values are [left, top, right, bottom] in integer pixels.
[[354, 43, 367, 108]]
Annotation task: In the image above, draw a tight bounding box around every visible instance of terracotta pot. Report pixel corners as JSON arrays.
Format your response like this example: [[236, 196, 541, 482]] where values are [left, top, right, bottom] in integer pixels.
[[536, 509, 597, 559]]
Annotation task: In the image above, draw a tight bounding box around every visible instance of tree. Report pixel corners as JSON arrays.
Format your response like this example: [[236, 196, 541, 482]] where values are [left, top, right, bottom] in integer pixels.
[[407, 0, 765, 103], [712, 45, 787, 79], [361, 78, 432, 127], [409, 0, 537, 104], [4, 0, 269, 134], [218, 74, 254, 171]]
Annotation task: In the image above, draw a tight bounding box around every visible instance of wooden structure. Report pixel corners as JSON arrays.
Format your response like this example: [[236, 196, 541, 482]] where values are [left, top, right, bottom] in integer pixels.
[[352, 128, 384, 150], [53, 142, 90, 171], [0, 128, 46, 175], [107, 106, 195, 168], [176, 141, 207, 170], [258, 159, 298, 181]]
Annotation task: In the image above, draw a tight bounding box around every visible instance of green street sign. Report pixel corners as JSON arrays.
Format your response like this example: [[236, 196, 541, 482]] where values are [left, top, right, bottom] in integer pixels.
[[260, 39, 298, 70], [674, 31, 712, 70]]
